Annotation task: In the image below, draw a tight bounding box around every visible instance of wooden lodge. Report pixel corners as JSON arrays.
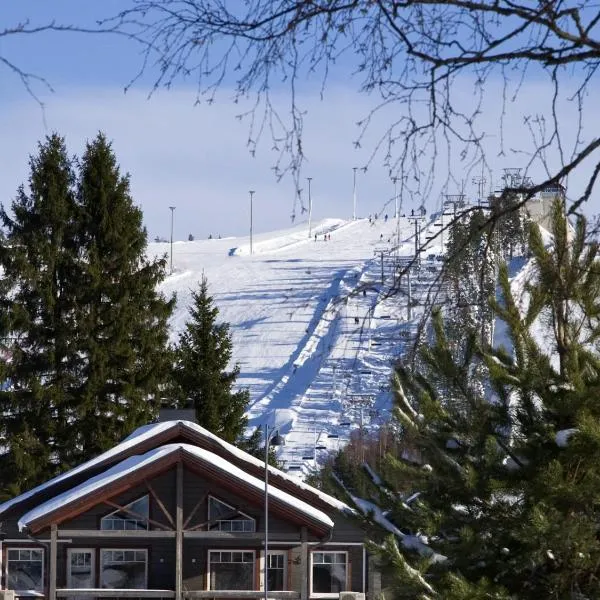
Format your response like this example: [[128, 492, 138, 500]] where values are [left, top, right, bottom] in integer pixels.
[[0, 419, 379, 600]]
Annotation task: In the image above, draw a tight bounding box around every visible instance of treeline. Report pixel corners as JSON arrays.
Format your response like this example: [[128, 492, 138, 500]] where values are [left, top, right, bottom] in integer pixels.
[[0, 134, 252, 498], [324, 201, 600, 598]]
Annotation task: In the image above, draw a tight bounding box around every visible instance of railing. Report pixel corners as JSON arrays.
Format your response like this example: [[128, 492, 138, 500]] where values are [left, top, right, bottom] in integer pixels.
[[183, 593, 300, 599], [53, 591, 301, 600], [56, 590, 174, 598]]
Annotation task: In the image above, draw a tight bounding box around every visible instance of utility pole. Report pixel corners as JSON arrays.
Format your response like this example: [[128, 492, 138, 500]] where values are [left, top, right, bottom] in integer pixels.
[[169, 206, 176, 274], [307, 177, 313, 238], [249, 190, 255, 255], [352, 167, 358, 220], [407, 268, 412, 320]]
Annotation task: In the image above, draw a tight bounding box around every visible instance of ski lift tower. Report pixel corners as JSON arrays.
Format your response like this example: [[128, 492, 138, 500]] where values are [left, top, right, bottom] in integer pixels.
[[407, 211, 426, 266]]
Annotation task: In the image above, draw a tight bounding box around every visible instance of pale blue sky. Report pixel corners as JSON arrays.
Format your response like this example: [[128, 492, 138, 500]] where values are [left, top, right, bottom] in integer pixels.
[[1, 3, 598, 240]]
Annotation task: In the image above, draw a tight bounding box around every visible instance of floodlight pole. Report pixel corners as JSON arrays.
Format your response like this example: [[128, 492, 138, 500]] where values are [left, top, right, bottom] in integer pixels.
[[264, 424, 269, 600], [264, 424, 282, 600], [249, 190, 255, 255], [169, 206, 176, 274], [307, 177, 313, 239], [352, 167, 358, 220]]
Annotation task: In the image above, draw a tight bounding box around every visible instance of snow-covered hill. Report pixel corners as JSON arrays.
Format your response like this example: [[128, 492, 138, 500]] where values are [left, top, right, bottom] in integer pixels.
[[150, 215, 446, 473]]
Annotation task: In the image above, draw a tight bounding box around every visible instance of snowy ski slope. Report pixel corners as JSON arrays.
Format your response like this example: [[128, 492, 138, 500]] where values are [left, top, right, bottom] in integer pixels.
[[151, 214, 447, 474]]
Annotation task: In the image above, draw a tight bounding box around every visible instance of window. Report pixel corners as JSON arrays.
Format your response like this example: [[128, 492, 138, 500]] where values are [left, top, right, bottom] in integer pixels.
[[311, 552, 347, 595], [208, 551, 255, 591], [266, 552, 287, 591], [100, 549, 147, 589], [100, 496, 149, 530], [7, 548, 44, 592], [208, 496, 255, 532], [68, 549, 95, 589]]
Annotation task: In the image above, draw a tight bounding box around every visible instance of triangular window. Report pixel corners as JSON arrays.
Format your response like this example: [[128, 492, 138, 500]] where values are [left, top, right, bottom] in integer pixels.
[[208, 496, 255, 532], [100, 496, 149, 531]]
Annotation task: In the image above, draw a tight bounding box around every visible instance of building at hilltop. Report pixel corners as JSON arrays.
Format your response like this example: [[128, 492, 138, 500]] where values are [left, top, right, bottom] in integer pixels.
[[0, 419, 378, 600], [494, 168, 566, 231]]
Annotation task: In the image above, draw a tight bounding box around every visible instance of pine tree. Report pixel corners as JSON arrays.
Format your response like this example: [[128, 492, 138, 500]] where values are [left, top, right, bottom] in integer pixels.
[[0, 134, 81, 493], [72, 132, 174, 462], [172, 275, 249, 443], [334, 201, 600, 598]]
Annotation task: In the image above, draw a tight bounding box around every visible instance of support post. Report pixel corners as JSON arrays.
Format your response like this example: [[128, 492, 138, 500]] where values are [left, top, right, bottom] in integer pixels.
[[300, 527, 308, 600], [176, 462, 183, 600], [49, 523, 57, 600], [367, 554, 381, 600], [380, 252, 384, 286]]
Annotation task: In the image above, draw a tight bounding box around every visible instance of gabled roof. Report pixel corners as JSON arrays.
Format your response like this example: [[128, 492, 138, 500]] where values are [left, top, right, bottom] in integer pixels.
[[19, 443, 334, 534], [0, 420, 350, 520]]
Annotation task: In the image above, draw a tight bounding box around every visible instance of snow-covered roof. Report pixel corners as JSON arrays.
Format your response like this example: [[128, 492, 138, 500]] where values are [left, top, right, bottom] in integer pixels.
[[19, 443, 334, 532], [0, 420, 349, 518]]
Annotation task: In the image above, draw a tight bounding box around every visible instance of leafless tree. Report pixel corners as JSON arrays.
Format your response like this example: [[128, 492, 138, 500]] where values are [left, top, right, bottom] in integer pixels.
[[1, 19, 128, 108], [108, 1, 600, 217]]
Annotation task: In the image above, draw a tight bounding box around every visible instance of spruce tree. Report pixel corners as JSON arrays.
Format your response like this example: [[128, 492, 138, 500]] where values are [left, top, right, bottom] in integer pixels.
[[172, 275, 249, 443], [73, 133, 174, 462], [0, 134, 80, 493], [334, 201, 600, 598]]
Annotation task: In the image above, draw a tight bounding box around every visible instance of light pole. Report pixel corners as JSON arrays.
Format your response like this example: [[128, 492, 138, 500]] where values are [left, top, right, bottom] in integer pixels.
[[249, 190, 255, 255], [307, 177, 313, 238], [169, 206, 176, 274], [264, 425, 284, 600], [352, 167, 358, 220], [392, 177, 398, 219]]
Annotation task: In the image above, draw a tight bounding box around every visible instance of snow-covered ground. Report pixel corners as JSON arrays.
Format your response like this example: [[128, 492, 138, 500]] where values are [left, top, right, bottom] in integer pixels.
[[151, 214, 447, 474]]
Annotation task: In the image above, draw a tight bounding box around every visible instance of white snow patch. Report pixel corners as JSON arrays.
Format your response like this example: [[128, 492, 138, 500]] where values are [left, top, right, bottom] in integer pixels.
[[555, 428, 579, 447]]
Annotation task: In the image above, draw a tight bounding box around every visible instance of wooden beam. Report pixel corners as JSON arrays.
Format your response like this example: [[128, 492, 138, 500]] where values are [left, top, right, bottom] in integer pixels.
[[103, 500, 171, 531], [176, 462, 183, 600], [183, 493, 207, 530], [145, 479, 175, 529], [300, 527, 308, 600], [49, 524, 58, 600], [58, 530, 176, 538]]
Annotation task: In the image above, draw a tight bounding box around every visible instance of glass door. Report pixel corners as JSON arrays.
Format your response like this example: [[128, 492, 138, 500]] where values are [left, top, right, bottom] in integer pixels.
[[67, 549, 95, 589]]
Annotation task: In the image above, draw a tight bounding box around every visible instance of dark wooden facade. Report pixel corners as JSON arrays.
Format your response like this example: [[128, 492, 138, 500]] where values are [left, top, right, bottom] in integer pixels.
[[0, 421, 378, 600]]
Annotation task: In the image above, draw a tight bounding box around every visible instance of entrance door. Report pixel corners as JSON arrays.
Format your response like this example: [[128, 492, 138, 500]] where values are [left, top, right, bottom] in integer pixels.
[[67, 549, 95, 589]]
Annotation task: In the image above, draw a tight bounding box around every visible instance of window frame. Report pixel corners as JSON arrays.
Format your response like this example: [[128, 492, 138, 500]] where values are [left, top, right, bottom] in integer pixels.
[[100, 495, 150, 531], [6, 547, 45, 593], [207, 495, 256, 532], [264, 550, 288, 592], [99, 548, 148, 589], [207, 549, 256, 591], [67, 548, 96, 589], [309, 550, 349, 598]]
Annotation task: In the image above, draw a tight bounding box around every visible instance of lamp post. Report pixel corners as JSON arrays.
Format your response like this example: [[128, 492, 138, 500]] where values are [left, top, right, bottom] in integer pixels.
[[352, 167, 358, 220], [249, 190, 255, 255], [392, 177, 398, 219], [264, 424, 283, 600], [169, 206, 176, 274], [307, 177, 313, 238]]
